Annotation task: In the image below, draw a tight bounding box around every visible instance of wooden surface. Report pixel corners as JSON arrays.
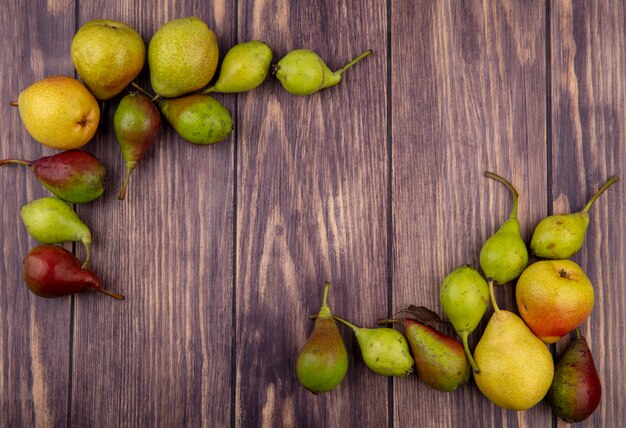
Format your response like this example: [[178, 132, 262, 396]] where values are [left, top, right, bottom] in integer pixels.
[[0, 0, 624, 427]]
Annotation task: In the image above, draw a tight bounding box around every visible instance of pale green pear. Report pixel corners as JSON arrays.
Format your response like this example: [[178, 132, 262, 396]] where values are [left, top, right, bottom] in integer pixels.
[[479, 172, 528, 284], [204, 41, 272, 93], [20, 197, 92, 269], [335, 316, 414, 377], [275, 49, 372, 96], [439, 265, 489, 373]]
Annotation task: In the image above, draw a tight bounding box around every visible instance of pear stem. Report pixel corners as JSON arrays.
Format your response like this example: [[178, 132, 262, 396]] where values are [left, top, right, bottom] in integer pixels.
[[582, 176, 619, 213], [152, 94, 162, 103], [462, 333, 480, 374], [335, 49, 373, 75], [10, 101, 18, 107], [488, 279, 501, 315], [118, 161, 137, 201], [81, 242, 92, 271], [575, 327, 581, 339], [485, 171, 519, 220], [0, 159, 31, 167], [131, 82, 156, 99], [333, 315, 359, 331], [317, 281, 332, 318], [97, 288, 125, 300]]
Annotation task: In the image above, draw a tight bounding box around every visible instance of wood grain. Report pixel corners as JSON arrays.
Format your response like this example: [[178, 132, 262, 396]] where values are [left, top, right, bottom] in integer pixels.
[[550, 1, 626, 426], [1, 1, 625, 427], [391, 1, 551, 426], [235, 0, 388, 426], [68, 2, 235, 426], [0, 1, 75, 427]]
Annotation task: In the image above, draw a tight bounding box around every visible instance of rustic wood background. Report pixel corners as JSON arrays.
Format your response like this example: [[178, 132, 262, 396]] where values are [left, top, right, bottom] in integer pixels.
[[1, 0, 624, 427]]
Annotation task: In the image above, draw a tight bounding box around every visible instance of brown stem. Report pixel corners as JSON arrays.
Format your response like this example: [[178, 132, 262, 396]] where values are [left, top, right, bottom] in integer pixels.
[[10, 101, 18, 107], [0, 159, 31, 167], [118, 161, 137, 201], [131, 82, 156, 99], [97, 288, 125, 300]]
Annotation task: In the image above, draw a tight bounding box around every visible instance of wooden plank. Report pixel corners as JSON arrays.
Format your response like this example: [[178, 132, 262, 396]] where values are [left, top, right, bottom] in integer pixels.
[[391, 1, 551, 426], [0, 1, 75, 427], [69, 2, 235, 426], [550, 1, 626, 426], [235, 0, 388, 426]]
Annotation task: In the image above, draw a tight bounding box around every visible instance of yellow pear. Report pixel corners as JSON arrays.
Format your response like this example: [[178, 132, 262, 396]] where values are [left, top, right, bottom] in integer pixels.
[[71, 19, 146, 100], [473, 280, 554, 410], [16, 76, 100, 150], [148, 16, 219, 98]]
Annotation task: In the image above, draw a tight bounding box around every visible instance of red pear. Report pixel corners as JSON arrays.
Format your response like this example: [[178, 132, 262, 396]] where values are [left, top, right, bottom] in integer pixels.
[[23, 244, 124, 299]]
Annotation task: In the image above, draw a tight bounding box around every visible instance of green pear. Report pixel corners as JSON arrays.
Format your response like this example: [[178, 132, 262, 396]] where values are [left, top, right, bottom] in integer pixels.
[[203, 41, 272, 93], [335, 316, 414, 377], [114, 92, 162, 200], [20, 197, 92, 270], [439, 265, 489, 373], [71, 19, 146, 100], [274, 49, 372, 96], [546, 329, 602, 423], [149, 17, 219, 98], [473, 280, 554, 410], [531, 176, 618, 259], [296, 282, 348, 394], [158, 94, 232, 145], [479, 172, 528, 284]]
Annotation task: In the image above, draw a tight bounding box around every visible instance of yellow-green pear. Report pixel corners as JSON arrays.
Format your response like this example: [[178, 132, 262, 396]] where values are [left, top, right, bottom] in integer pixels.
[[71, 19, 146, 100], [204, 41, 272, 93], [148, 16, 219, 98], [530, 176, 618, 259], [473, 280, 554, 410]]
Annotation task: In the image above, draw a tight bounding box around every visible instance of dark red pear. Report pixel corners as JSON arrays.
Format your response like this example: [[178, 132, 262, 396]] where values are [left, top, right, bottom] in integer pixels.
[[546, 330, 602, 423], [0, 149, 105, 203], [23, 244, 124, 299], [114, 92, 161, 200]]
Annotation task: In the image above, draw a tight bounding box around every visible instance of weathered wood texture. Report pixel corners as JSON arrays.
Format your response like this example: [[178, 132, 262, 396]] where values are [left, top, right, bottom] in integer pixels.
[[0, 0, 625, 427], [68, 1, 235, 427], [235, 1, 388, 426], [0, 1, 75, 427], [391, 1, 551, 427], [550, 1, 626, 427]]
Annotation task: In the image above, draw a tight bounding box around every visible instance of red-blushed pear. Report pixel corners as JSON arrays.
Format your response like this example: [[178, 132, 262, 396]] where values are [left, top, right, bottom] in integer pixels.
[[295, 282, 348, 394], [23, 245, 123, 299], [0, 149, 106, 203], [516, 260, 594, 344], [114, 92, 161, 201], [546, 329, 602, 423]]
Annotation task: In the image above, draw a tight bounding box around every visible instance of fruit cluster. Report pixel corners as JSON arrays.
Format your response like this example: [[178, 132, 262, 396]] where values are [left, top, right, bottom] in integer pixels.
[[297, 172, 618, 423], [2, 16, 372, 300]]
